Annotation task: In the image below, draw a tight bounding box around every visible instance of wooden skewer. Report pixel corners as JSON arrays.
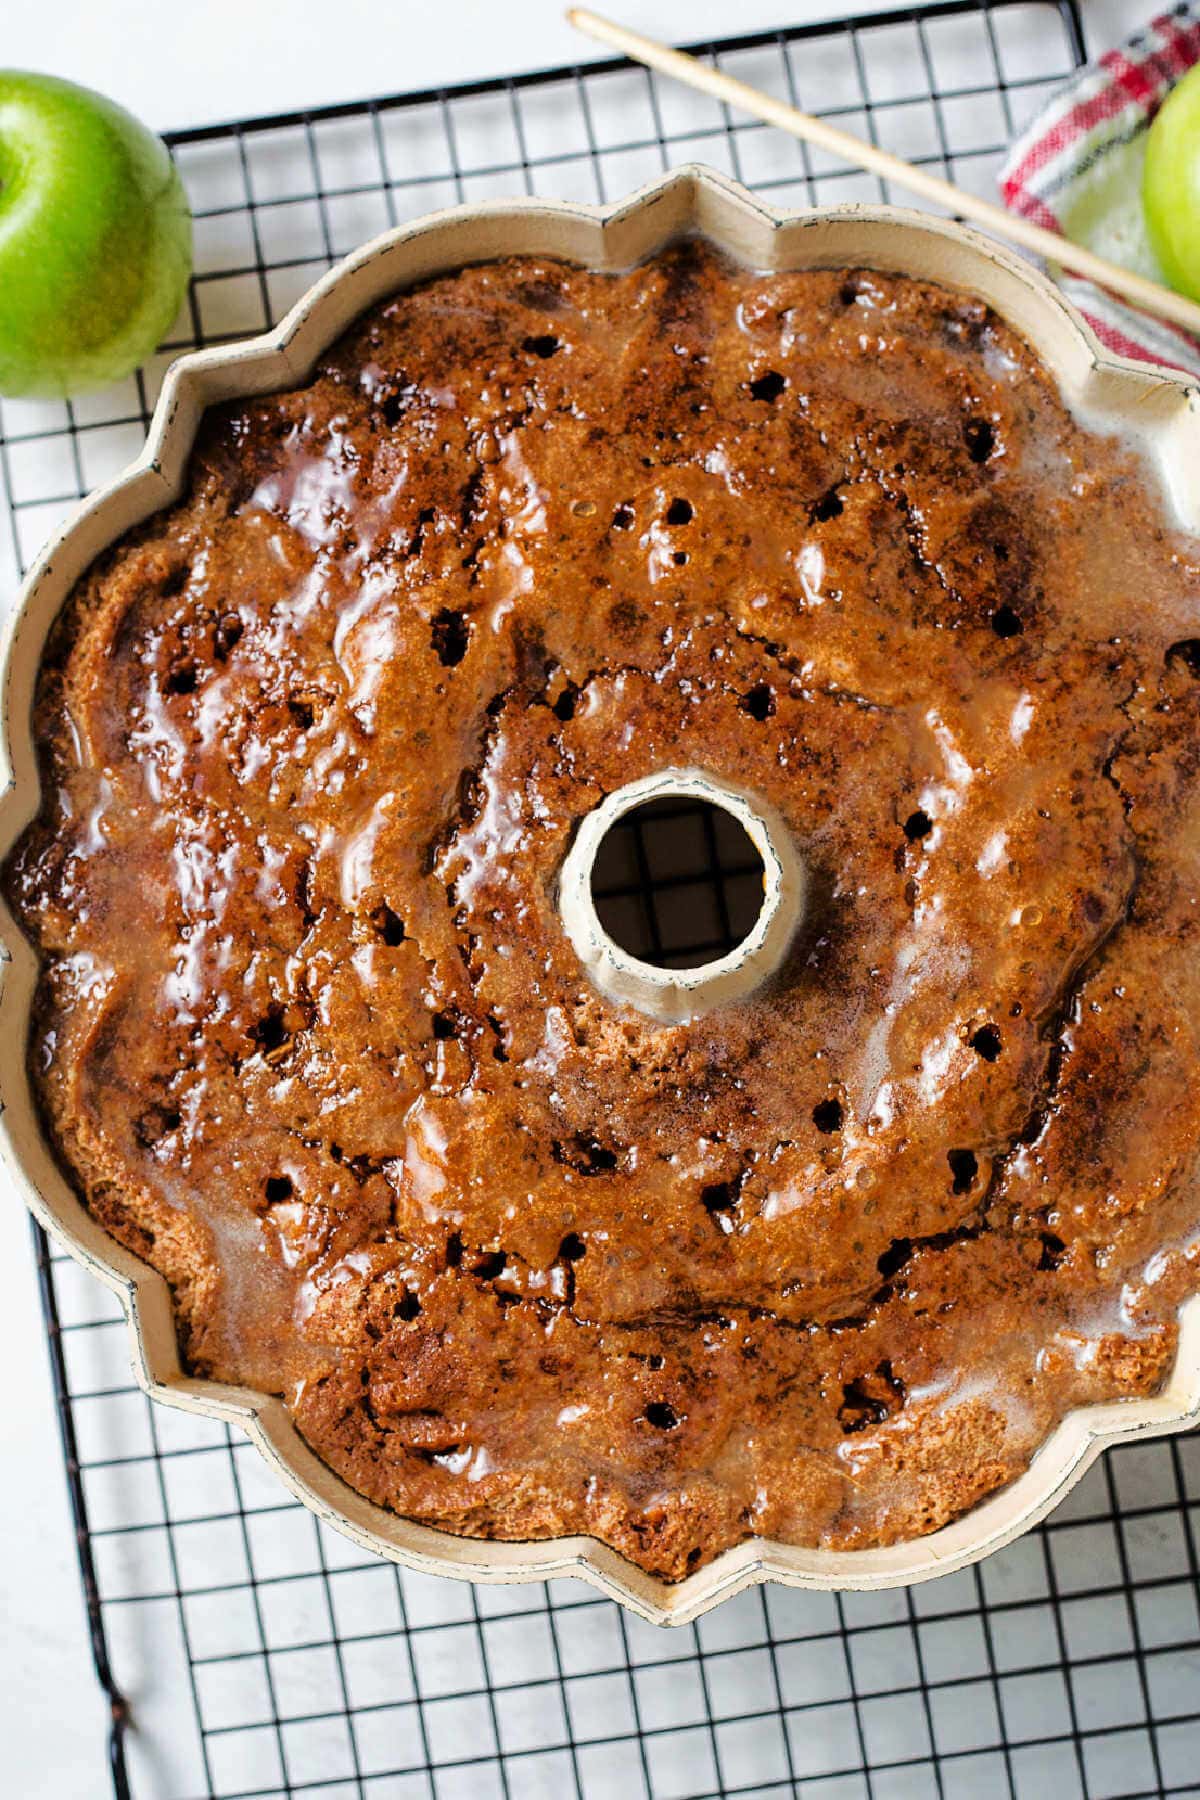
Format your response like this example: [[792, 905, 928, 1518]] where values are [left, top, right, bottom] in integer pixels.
[[567, 6, 1200, 341]]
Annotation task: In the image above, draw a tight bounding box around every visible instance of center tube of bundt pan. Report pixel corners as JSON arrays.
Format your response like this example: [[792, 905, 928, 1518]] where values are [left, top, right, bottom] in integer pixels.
[[558, 767, 806, 1025]]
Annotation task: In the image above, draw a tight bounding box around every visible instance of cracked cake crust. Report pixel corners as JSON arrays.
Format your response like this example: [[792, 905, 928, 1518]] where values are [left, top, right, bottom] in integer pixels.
[[9, 240, 1200, 1578]]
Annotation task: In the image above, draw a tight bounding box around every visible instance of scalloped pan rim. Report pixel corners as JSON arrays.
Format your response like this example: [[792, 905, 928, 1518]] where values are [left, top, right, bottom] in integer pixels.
[[3, 165, 1199, 1627]]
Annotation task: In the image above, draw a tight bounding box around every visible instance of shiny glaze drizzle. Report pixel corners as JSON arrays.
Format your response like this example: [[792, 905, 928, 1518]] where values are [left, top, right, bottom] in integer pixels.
[[10, 243, 1200, 1578]]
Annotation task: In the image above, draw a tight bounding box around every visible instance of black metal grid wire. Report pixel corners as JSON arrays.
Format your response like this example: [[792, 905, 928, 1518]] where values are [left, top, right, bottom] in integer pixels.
[[8, 2, 1200, 1795], [591, 798, 769, 969]]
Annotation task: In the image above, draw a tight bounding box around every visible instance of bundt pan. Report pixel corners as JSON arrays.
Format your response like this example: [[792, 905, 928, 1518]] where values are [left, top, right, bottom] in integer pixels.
[[4, 166, 1200, 1627]]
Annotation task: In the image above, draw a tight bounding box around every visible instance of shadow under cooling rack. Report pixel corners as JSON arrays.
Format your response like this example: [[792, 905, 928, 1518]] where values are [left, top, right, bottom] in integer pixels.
[[13, 4, 1200, 1798]]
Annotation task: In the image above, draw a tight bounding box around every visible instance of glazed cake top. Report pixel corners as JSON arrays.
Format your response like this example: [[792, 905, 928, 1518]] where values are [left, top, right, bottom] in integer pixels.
[[10, 240, 1200, 1578]]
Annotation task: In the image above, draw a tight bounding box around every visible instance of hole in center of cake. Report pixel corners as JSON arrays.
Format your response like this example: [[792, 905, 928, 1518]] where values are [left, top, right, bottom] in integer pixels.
[[589, 796, 767, 972], [559, 767, 805, 1022]]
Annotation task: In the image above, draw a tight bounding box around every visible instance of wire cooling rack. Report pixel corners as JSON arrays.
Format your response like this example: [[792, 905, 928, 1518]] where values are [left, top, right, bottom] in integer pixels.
[[592, 797, 770, 969], [8, 2, 1200, 1795]]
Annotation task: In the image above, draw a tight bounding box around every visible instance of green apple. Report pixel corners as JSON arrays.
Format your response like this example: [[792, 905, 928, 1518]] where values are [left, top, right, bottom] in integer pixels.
[[1143, 61, 1200, 304], [0, 71, 192, 397]]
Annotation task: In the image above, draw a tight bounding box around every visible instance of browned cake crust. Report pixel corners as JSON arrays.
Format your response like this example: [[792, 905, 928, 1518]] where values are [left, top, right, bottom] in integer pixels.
[[10, 241, 1200, 1579]]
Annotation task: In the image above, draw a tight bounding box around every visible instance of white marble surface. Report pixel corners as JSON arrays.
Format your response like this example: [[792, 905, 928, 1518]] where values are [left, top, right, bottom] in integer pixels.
[[0, 1, 1165, 1794]]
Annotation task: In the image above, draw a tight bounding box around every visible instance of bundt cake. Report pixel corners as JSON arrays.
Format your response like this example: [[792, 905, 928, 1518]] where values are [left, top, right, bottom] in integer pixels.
[[9, 239, 1200, 1578]]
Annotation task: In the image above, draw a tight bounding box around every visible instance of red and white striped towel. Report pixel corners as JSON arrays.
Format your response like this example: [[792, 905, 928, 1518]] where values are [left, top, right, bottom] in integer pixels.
[[998, 2, 1200, 376]]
